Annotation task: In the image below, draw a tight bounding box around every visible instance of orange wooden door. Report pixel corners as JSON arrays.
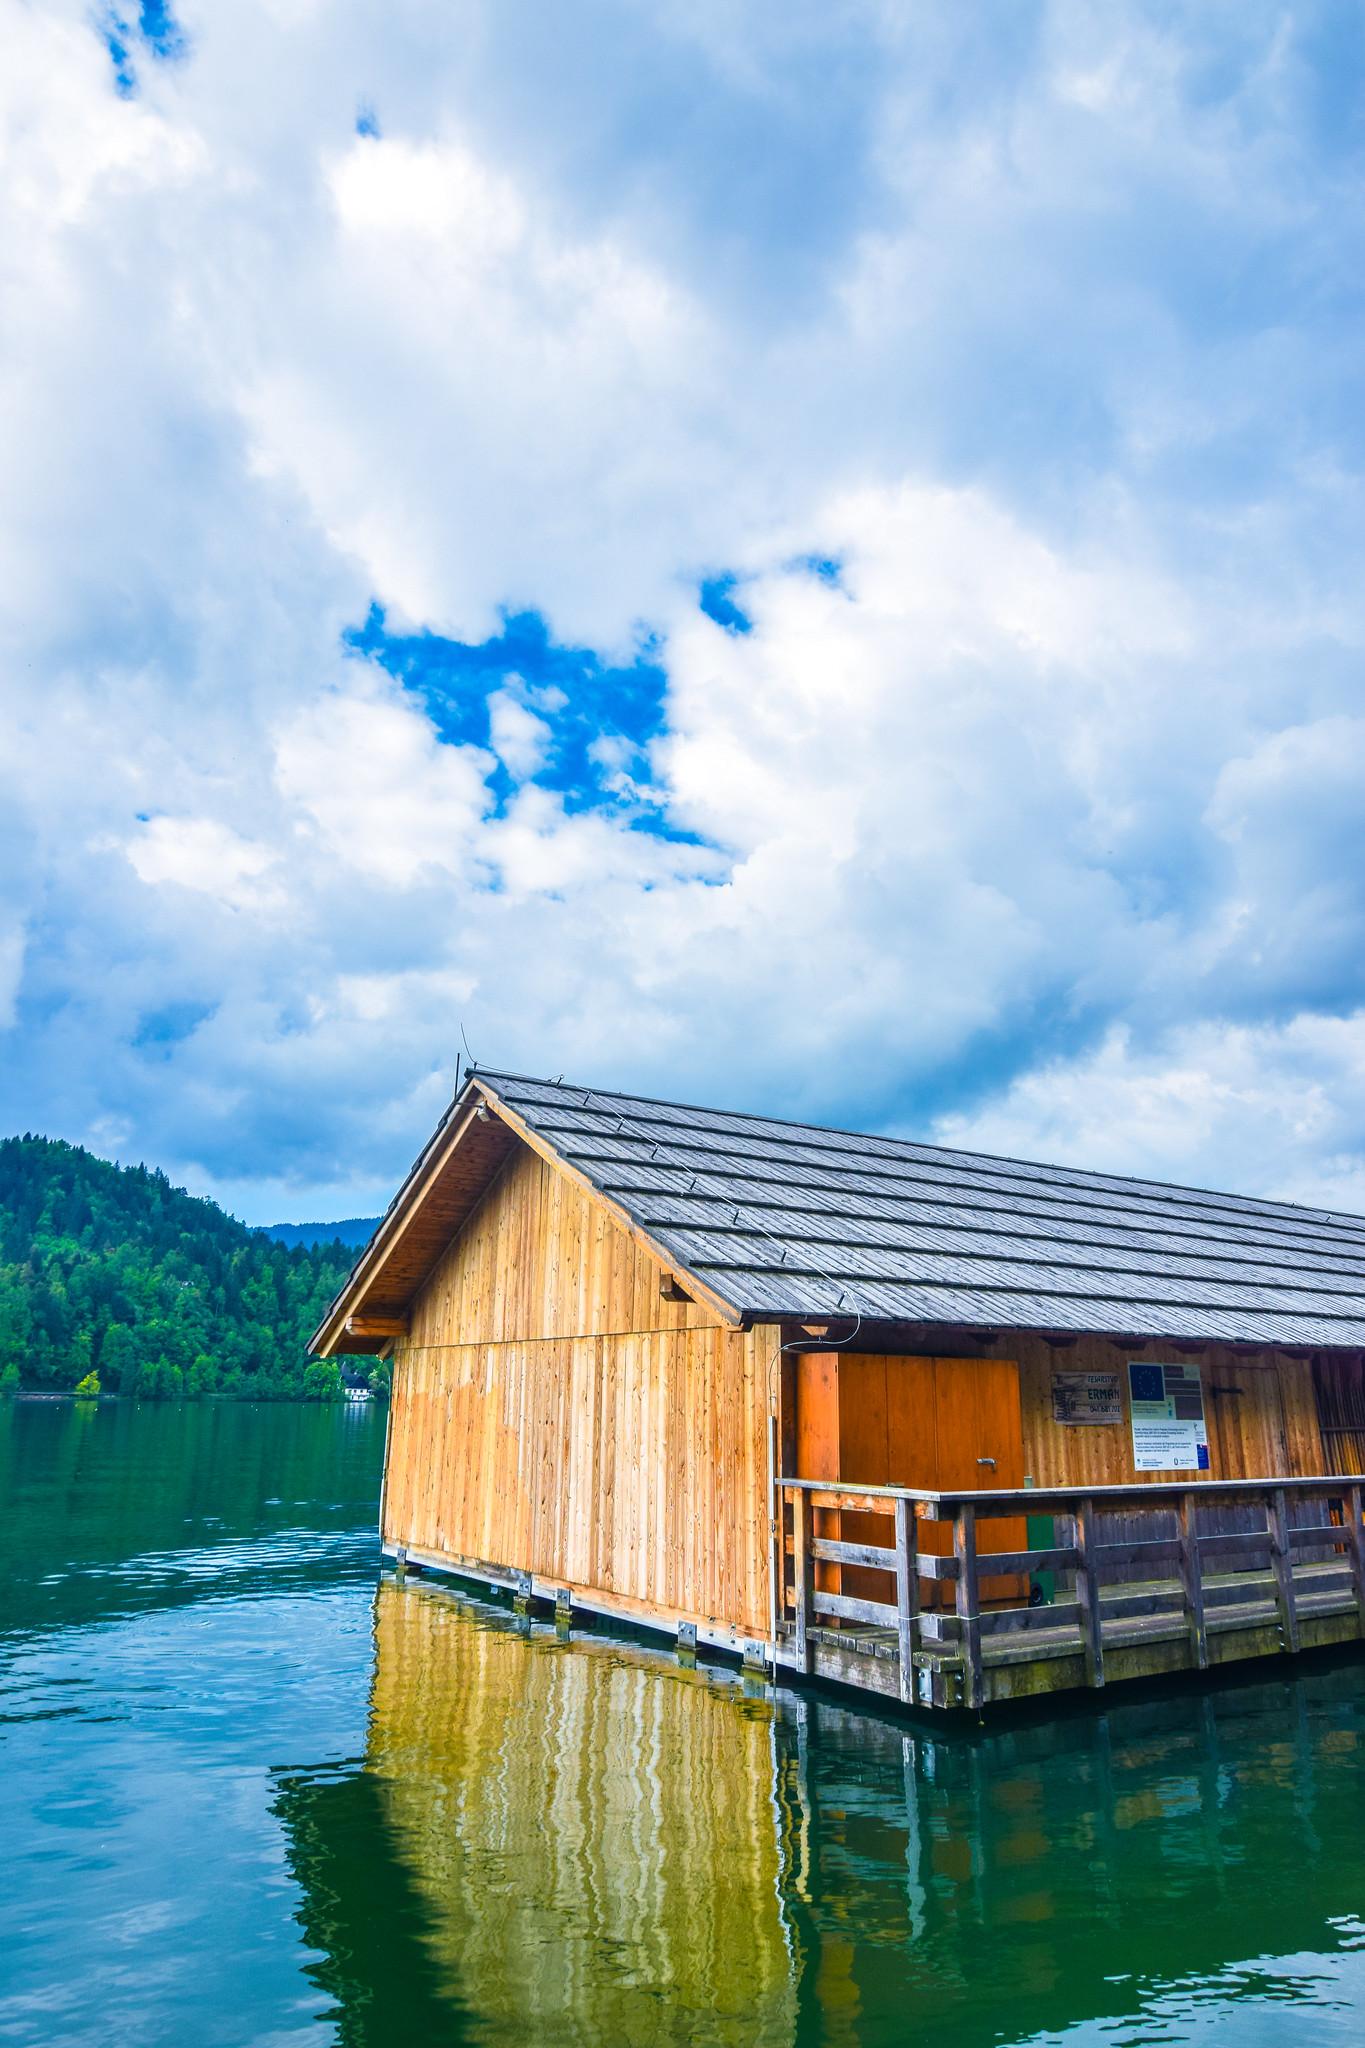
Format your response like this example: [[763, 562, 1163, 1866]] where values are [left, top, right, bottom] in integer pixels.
[[835, 1355, 891, 1601], [793, 1353, 921, 1604], [791, 1353, 1026, 1609], [792, 1352, 848, 1598], [927, 1357, 1027, 1604]]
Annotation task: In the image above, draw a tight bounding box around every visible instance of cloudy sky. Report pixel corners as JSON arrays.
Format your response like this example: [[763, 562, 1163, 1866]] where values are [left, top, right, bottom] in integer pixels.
[[3, 1, 1365, 1223]]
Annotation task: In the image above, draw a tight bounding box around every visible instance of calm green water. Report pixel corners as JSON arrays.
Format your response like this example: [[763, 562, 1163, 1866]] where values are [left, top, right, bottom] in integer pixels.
[[3, 1400, 1364, 2047]]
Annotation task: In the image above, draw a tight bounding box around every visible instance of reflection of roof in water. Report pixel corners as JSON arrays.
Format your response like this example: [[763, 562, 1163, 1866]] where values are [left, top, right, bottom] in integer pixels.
[[274, 1576, 1365, 2048]]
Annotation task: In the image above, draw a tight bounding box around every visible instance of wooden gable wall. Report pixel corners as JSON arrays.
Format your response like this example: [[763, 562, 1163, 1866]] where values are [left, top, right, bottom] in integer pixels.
[[383, 1138, 775, 1638], [406, 1141, 719, 1348]]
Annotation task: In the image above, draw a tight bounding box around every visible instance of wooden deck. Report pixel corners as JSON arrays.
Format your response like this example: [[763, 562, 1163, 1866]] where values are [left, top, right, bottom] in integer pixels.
[[777, 1474, 1365, 1712]]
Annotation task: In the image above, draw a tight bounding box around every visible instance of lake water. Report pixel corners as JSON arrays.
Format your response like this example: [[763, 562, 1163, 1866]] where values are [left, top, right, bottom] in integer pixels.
[[2, 1399, 1364, 2047]]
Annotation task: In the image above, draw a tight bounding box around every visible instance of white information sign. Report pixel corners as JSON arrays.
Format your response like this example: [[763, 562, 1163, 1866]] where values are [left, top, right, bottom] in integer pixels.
[[1128, 1360, 1209, 1472], [1052, 1370, 1122, 1425]]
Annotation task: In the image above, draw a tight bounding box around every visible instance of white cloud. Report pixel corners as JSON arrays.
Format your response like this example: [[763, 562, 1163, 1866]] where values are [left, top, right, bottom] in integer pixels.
[[933, 1015, 1365, 1215], [3, 0, 1365, 1217], [273, 687, 492, 888], [234, 122, 713, 641], [124, 817, 278, 911], [486, 686, 552, 782]]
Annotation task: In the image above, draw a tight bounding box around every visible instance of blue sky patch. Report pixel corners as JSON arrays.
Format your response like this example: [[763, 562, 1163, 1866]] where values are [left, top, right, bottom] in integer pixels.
[[699, 574, 752, 634], [133, 1000, 215, 1053], [345, 604, 695, 830], [101, 2, 185, 95], [793, 554, 844, 588]]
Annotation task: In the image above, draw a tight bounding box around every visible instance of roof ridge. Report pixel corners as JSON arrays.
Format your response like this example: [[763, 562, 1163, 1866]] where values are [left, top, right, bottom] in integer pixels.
[[470, 1066, 1365, 1233]]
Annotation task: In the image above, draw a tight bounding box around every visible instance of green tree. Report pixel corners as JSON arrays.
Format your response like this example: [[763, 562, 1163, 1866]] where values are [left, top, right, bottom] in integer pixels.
[[73, 1371, 100, 1398], [301, 1359, 344, 1402], [130, 1357, 163, 1400], [99, 1323, 139, 1391], [185, 1354, 214, 1399]]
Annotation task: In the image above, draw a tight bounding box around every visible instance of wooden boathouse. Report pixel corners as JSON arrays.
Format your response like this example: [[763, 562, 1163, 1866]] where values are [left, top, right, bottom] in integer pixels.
[[310, 1067, 1365, 1713]]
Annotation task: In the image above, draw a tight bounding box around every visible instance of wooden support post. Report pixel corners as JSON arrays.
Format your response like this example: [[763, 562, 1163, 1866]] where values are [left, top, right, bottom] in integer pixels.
[[1267, 1487, 1300, 1655], [894, 1495, 920, 1705], [953, 1504, 983, 1713], [792, 1487, 814, 1676], [1073, 1496, 1105, 1689], [1345, 1483, 1365, 1638], [1177, 1492, 1209, 1671]]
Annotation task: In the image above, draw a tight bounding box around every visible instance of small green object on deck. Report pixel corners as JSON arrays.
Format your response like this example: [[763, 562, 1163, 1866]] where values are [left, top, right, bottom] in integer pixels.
[[1026, 1512, 1056, 1603]]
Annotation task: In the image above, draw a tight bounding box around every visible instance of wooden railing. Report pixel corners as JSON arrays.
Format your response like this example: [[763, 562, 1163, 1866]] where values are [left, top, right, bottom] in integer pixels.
[[777, 1475, 1365, 1712]]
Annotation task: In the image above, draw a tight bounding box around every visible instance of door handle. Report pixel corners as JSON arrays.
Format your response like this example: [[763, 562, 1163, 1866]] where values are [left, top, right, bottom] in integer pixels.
[[977, 1457, 996, 1468]]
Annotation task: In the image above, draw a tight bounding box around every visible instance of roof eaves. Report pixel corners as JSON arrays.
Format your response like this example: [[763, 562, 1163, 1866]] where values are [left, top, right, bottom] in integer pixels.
[[307, 1083, 486, 1354]]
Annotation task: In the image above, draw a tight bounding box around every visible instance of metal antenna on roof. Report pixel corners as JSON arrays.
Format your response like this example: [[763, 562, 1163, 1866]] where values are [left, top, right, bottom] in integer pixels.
[[459, 1020, 478, 1074]]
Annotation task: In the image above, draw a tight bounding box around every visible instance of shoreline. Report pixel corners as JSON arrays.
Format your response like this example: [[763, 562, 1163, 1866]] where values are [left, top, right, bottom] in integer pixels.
[[4, 1388, 383, 1405]]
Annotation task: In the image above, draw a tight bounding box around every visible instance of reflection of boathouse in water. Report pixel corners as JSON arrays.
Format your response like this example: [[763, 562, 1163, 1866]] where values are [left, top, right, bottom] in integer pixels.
[[312, 1068, 1365, 1711], [275, 1578, 1365, 2046]]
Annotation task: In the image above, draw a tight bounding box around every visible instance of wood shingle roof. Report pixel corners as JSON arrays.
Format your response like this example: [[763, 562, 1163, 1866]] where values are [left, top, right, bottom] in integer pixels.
[[471, 1067, 1365, 1349]]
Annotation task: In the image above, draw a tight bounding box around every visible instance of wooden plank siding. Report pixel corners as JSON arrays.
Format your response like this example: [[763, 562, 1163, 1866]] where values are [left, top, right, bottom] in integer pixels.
[[384, 1139, 775, 1639], [406, 1141, 723, 1349], [1002, 1335, 1331, 1575], [780, 1334, 1330, 1495], [1007, 1335, 1326, 1489], [1313, 1354, 1365, 1474]]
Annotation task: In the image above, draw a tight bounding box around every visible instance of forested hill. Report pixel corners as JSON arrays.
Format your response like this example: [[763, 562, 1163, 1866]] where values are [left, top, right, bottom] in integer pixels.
[[0, 1136, 378, 1399]]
